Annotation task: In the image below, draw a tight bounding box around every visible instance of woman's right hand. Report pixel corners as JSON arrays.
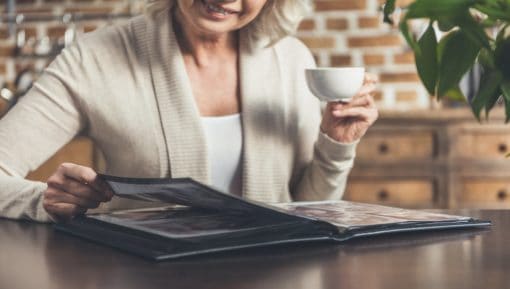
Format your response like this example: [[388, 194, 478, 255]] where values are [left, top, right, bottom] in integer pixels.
[[42, 163, 114, 222]]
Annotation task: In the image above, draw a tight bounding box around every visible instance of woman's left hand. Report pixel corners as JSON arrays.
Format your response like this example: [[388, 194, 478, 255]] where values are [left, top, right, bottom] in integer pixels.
[[320, 73, 379, 143]]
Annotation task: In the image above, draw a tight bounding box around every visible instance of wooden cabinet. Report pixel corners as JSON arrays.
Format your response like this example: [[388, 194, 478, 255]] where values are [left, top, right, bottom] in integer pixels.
[[356, 130, 437, 161], [458, 178, 510, 208], [26, 137, 98, 182], [453, 126, 510, 158], [345, 178, 436, 208], [345, 108, 510, 209]]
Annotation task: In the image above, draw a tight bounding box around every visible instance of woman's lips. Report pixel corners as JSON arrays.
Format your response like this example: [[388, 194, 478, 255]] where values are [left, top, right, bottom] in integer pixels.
[[202, 0, 240, 16]]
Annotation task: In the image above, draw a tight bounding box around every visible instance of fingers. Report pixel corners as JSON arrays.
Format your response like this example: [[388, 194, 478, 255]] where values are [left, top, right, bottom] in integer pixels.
[[320, 73, 379, 143], [326, 94, 378, 123], [328, 94, 376, 111], [332, 106, 377, 121], [42, 200, 87, 222], [44, 187, 101, 209], [356, 82, 377, 98], [43, 163, 115, 222], [58, 163, 114, 198], [351, 93, 376, 108], [47, 175, 111, 202], [364, 73, 378, 85]]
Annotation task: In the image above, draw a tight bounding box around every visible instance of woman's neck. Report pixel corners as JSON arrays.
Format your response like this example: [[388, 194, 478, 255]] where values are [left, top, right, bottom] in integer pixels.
[[173, 8, 238, 68]]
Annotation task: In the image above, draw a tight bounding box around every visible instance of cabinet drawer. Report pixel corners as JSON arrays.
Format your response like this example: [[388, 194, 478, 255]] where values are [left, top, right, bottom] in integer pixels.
[[356, 131, 436, 161], [459, 179, 510, 208], [26, 138, 95, 182], [455, 130, 510, 158], [345, 179, 436, 208]]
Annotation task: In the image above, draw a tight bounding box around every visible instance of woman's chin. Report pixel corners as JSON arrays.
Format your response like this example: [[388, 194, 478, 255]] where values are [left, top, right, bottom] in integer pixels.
[[194, 20, 242, 37]]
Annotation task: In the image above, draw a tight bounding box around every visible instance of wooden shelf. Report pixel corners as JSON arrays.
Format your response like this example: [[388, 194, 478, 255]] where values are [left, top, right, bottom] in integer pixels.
[[345, 107, 510, 209]]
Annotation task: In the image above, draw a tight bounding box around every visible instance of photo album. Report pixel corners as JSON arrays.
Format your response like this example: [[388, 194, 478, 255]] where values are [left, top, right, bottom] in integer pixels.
[[54, 175, 491, 261]]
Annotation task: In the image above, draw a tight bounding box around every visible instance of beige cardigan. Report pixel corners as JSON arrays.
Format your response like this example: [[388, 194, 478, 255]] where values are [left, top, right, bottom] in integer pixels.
[[0, 12, 357, 222]]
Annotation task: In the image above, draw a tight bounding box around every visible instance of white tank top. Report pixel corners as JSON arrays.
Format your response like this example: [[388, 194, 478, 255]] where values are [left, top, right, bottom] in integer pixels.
[[201, 114, 243, 196]]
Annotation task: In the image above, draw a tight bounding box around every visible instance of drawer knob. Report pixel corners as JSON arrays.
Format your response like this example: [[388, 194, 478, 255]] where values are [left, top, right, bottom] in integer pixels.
[[497, 190, 508, 201], [378, 143, 389, 154], [498, 143, 508, 153], [378, 190, 389, 201]]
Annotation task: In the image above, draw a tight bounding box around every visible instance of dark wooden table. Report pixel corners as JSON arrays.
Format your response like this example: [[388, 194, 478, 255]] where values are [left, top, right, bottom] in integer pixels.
[[1, 210, 508, 289]]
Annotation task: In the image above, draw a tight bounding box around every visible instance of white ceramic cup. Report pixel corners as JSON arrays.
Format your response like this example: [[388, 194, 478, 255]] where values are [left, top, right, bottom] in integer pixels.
[[305, 67, 366, 102]]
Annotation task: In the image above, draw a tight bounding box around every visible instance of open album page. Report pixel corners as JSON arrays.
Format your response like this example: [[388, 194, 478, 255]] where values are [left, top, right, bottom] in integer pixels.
[[271, 201, 471, 229]]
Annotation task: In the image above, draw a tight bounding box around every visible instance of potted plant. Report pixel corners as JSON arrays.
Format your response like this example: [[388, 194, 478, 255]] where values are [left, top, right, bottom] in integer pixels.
[[383, 0, 510, 122]]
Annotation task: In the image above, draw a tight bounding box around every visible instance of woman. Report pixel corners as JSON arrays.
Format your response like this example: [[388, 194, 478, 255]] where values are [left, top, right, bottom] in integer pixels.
[[0, 0, 378, 222]]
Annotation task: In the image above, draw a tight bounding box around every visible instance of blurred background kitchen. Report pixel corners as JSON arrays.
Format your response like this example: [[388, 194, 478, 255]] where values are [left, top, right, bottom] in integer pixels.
[[1, 0, 509, 210]]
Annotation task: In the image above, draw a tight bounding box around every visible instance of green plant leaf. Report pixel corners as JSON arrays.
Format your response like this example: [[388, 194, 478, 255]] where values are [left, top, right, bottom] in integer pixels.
[[471, 69, 503, 120], [437, 17, 456, 32], [503, 92, 510, 123], [437, 31, 456, 61], [496, 24, 509, 44], [383, 0, 397, 25], [399, 20, 420, 52], [501, 79, 510, 122], [416, 22, 439, 95], [479, 48, 496, 69], [495, 37, 510, 79], [445, 86, 468, 102], [485, 87, 503, 115], [455, 11, 491, 49], [437, 30, 482, 97], [481, 17, 499, 27], [473, 4, 510, 22], [405, 0, 473, 19]]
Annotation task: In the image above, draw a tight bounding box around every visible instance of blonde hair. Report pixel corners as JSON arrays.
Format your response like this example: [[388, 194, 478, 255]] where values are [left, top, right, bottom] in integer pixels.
[[145, 0, 313, 45]]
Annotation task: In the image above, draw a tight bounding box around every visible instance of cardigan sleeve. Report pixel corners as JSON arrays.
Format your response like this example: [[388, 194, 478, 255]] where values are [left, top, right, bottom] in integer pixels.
[[0, 44, 86, 222], [292, 131, 358, 201]]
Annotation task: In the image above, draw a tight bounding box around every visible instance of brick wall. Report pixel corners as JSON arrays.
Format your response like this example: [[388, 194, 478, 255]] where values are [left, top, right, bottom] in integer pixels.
[[0, 0, 430, 110], [297, 0, 432, 109]]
